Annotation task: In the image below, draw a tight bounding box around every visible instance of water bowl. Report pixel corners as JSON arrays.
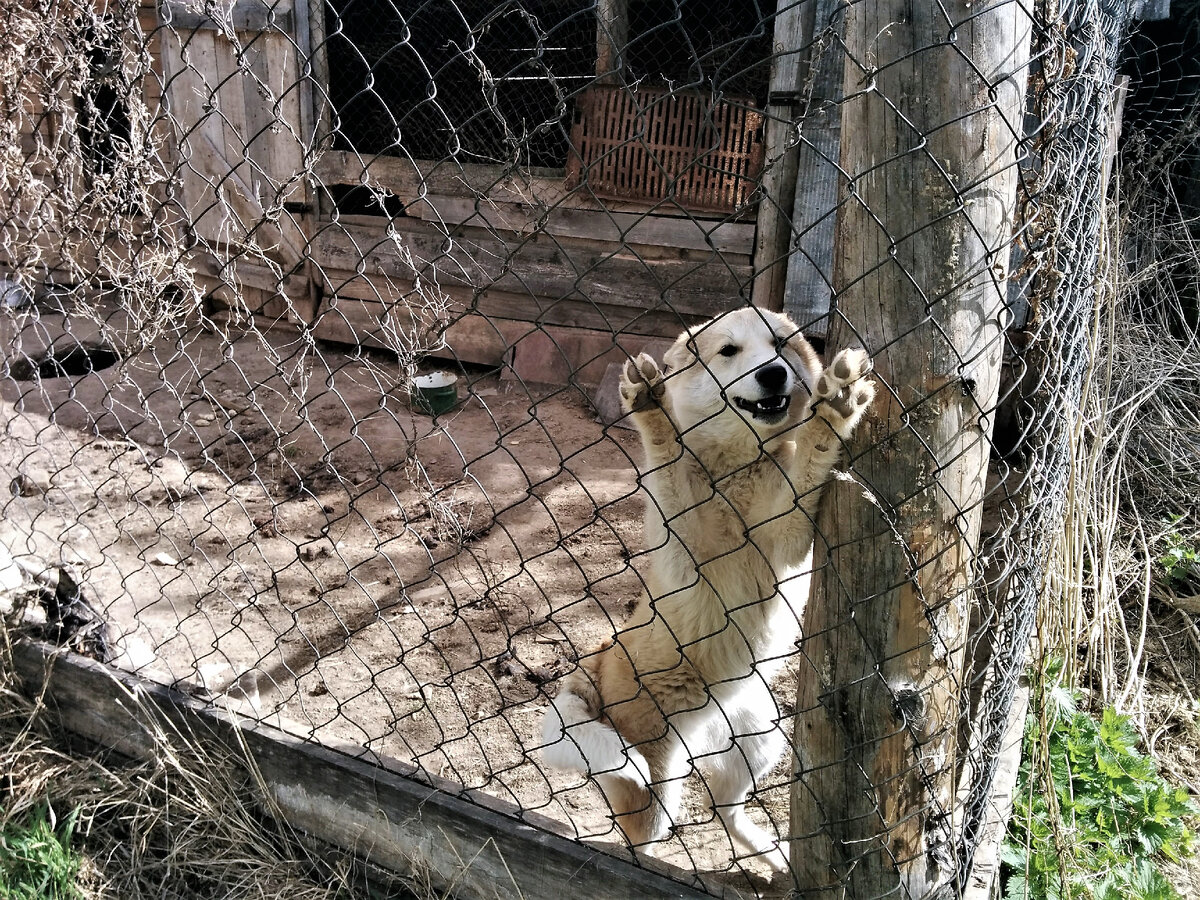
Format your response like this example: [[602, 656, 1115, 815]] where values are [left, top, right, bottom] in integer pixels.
[[412, 371, 459, 416]]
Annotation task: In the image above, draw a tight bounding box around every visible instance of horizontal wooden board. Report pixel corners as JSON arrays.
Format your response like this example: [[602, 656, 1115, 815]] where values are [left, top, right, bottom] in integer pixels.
[[308, 220, 748, 319], [162, 0, 293, 32], [313, 296, 677, 385], [406, 197, 756, 256], [12, 641, 726, 900], [313, 151, 757, 223], [310, 267, 707, 338]]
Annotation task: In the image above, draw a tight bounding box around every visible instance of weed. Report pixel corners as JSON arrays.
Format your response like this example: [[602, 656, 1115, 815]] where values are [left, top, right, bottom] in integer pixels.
[[1002, 669, 1197, 900], [1156, 523, 1200, 592], [0, 802, 85, 900]]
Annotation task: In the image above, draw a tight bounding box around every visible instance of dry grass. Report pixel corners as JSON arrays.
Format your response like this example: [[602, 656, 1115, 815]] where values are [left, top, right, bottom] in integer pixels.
[[1032, 123, 1200, 894], [0, 622, 426, 900]]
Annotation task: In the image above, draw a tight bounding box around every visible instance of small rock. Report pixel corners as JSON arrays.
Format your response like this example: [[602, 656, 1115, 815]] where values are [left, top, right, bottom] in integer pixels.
[[150, 551, 180, 567], [10, 469, 51, 497]]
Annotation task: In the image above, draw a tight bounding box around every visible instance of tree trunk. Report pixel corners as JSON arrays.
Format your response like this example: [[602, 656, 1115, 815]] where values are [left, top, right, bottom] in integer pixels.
[[790, 1, 1032, 896]]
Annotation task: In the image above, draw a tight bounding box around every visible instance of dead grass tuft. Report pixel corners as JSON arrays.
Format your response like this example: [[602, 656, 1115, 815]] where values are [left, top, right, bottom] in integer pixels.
[[0, 623, 425, 900]]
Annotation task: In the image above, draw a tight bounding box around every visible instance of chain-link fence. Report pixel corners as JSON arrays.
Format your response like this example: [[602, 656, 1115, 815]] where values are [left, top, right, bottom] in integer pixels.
[[0, 0, 1174, 895]]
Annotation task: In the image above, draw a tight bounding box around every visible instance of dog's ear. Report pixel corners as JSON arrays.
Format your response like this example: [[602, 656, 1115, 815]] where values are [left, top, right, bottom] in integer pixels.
[[662, 328, 698, 375]]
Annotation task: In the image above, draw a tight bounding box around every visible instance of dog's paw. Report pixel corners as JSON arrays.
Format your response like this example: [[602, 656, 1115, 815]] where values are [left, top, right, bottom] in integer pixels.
[[620, 353, 666, 414], [761, 843, 790, 874], [814, 348, 875, 435]]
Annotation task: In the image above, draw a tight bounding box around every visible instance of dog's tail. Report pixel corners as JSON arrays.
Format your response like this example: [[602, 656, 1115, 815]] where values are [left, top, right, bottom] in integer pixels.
[[540, 686, 650, 787]]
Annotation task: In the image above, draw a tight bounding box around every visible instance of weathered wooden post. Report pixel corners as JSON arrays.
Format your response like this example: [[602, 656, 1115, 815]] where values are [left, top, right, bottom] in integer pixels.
[[791, 0, 1032, 895]]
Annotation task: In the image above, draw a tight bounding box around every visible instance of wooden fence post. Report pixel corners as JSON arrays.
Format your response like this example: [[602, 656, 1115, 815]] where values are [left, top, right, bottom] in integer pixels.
[[790, 1, 1032, 895]]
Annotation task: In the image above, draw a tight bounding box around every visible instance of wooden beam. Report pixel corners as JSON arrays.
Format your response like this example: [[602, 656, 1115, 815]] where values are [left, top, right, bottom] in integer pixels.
[[596, 0, 628, 83], [11, 640, 713, 900], [781, 0, 844, 333], [750, 0, 814, 310], [310, 269, 703, 340], [312, 151, 745, 220], [404, 198, 756, 257], [791, 0, 1033, 894], [308, 221, 748, 319], [163, 0, 294, 34]]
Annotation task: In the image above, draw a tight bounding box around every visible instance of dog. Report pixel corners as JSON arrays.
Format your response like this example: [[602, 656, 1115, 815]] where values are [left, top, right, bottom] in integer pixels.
[[540, 307, 876, 871]]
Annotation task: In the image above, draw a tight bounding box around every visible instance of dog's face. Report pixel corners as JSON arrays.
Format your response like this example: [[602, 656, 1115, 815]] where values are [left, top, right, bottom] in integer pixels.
[[662, 308, 821, 440]]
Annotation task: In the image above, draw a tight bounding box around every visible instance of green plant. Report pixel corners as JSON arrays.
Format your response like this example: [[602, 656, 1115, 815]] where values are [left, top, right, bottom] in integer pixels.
[[1002, 678, 1197, 900], [0, 802, 85, 900], [1157, 525, 1200, 591]]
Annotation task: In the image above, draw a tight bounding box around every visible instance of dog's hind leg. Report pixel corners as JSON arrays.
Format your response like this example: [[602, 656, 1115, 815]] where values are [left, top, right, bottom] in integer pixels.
[[701, 696, 789, 871], [601, 734, 690, 852]]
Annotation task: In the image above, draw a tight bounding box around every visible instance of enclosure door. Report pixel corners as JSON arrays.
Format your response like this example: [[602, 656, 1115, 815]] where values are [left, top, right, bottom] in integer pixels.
[[158, 0, 312, 286]]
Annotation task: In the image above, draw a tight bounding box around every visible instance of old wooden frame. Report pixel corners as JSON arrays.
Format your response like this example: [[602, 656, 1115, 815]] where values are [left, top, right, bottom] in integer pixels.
[[12, 639, 725, 900]]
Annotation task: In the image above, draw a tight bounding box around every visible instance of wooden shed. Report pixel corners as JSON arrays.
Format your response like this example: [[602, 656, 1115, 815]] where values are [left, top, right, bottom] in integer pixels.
[[147, 0, 821, 384]]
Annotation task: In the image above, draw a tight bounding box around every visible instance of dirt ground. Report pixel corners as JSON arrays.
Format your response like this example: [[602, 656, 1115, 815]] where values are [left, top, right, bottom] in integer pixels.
[[0, 303, 790, 890]]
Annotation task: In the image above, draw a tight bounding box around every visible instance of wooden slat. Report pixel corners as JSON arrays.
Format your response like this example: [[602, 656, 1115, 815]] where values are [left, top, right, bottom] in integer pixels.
[[407, 197, 756, 257], [12, 641, 715, 900], [313, 295, 677, 385], [311, 269, 704, 338], [162, 0, 294, 34], [782, 0, 846, 333], [159, 0, 307, 266], [308, 220, 748, 318], [312, 152, 753, 220], [750, 0, 814, 309], [312, 153, 570, 209]]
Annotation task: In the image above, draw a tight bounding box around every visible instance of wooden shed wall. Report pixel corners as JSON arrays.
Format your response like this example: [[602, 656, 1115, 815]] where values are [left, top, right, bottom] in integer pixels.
[[306, 152, 758, 380]]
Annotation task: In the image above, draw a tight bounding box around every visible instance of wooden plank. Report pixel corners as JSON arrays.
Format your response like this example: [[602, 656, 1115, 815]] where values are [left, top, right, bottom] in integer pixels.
[[159, 25, 230, 240], [163, 0, 294, 34], [408, 197, 756, 256], [12, 641, 714, 900], [313, 297, 523, 366], [240, 26, 310, 268], [308, 221, 747, 318], [160, 0, 308, 269], [313, 152, 566, 208], [782, 0, 846, 333], [311, 151, 746, 219], [750, 0, 814, 309], [314, 294, 676, 385], [311, 273, 701, 344]]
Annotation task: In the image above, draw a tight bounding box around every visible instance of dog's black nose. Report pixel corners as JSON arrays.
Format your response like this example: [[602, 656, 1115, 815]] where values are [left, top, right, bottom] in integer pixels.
[[755, 363, 788, 393]]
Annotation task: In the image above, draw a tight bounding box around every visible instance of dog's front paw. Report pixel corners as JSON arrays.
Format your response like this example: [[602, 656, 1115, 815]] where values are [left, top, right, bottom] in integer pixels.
[[620, 353, 666, 414], [814, 348, 875, 436]]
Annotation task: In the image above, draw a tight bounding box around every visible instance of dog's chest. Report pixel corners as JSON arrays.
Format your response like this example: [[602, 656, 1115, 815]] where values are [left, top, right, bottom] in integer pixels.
[[668, 456, 811, 567]]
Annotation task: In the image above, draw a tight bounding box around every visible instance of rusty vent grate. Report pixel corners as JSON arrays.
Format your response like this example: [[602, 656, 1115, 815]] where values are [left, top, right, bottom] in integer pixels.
[[565, 86, 764, 214]]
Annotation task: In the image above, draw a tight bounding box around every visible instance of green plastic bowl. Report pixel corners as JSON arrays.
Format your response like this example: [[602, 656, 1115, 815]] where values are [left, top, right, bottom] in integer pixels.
[[412, 372, 459, 416]]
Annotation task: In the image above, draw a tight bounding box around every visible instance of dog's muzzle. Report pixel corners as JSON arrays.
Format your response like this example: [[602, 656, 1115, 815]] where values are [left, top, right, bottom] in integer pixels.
[[734, 394, 791, 421]]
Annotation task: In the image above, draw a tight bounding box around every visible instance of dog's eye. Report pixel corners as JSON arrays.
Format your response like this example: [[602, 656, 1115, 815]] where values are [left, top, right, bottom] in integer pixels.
[[718, 344, 739, 358], [774, 334, 787, 350]]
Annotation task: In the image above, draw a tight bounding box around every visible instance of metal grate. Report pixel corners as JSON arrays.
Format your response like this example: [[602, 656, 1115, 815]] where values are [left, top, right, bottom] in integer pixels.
[[564, 85, 764, 213]]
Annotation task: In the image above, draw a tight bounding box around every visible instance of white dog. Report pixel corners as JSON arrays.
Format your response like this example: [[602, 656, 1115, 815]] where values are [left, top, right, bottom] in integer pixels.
[[540, 307, 875, 870]]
